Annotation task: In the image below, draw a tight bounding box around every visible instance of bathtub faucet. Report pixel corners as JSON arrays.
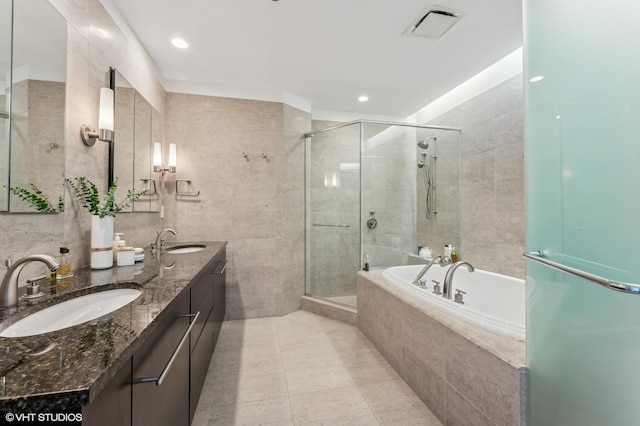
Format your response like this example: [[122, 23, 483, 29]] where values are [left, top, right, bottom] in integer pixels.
[[443, 261, 475, 299], [413, 255, 451, 287]]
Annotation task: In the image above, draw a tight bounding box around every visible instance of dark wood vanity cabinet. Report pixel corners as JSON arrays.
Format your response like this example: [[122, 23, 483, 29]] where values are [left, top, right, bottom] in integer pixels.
[[81, 247, 226, 426], [82, 294, 192, 426]]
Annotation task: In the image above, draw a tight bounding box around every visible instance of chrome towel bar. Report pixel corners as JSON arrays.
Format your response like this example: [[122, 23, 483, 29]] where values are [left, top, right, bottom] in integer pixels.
[[312, 224, 351, 228], [523, 250, 640, 295]]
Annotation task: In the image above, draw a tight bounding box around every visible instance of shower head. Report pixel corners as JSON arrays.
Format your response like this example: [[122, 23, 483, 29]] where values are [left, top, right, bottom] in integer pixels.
[[417, 136, 437, 150]]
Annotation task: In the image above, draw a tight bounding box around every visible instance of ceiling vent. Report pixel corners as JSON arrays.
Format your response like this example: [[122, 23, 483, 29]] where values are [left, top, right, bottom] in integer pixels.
[[404, 6, 463, 40]]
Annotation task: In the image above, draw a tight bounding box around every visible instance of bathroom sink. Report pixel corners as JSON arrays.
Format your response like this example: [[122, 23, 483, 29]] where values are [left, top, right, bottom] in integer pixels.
[[0, 288, 142, 338], [165, 244, 206, 254]]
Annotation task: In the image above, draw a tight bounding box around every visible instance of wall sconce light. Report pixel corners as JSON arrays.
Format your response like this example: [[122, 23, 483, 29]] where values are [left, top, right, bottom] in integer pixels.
[[81, 88, 114, 146], [154, 142, 177, 175]]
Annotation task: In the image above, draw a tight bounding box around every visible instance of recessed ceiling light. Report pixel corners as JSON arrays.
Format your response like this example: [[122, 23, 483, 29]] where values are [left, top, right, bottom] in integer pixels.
[[529, 75, 544, 83], [171, 38, 189, 49], [358, 95, 369, 102]]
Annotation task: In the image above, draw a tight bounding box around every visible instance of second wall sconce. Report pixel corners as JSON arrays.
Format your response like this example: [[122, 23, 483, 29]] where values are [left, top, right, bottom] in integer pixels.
[[154, 142, 177, 175], [81, 88, 114, 146]]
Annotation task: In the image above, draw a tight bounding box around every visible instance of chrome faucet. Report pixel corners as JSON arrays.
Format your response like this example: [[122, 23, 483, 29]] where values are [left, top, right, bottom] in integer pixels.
[[153, 228, 176, 252], [0, 255, 59, 308], [443, 261, 474, 299], [413, 255, 451, 286]]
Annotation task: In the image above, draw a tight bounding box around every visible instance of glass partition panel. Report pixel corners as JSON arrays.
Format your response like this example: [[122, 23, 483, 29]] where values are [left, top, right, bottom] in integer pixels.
[[525, 0, 640, 424], [361, 123, 461, 268], [305, 123, 361, 307], [305, 121, 460, 309]]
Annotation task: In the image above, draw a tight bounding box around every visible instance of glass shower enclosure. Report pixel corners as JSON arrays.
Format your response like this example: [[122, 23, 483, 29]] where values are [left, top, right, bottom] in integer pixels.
[[305, 120, 461, 308]]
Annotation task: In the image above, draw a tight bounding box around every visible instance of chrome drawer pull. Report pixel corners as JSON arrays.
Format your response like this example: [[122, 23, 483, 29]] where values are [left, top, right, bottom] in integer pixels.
[[213, 261, 227, 275], [133, 311, 200, 386]]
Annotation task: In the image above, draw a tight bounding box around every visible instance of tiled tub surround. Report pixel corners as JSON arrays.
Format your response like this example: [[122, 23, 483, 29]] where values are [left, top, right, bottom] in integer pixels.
[[0, 241, 226, 412], [357, 270, 525, 426]]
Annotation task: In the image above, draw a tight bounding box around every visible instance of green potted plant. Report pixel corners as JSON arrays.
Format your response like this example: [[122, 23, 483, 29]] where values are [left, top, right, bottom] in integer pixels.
[[65, 177, 146, 218], [65, 177, 147, 269], [8, 184, 65, 213]]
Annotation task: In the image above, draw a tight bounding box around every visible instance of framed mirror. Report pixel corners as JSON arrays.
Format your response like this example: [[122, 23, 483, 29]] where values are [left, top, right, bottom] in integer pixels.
[[1, 0, 67, 213], [112, 69, 160, 212]]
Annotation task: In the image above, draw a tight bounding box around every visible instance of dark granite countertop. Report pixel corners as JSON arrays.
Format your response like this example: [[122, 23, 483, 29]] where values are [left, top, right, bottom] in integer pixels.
[[0, 241, 227, 412]]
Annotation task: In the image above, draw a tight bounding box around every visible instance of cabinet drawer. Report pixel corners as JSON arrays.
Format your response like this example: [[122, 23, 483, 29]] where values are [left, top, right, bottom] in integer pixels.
[[190, 310, 215, 423], [191, 281, 213, 352], [132, 294, 191, 426]]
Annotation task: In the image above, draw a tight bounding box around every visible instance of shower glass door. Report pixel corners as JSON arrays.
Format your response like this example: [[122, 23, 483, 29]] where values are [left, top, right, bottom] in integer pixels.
[[305, 123, 361, 307], [525, 0, 640, 424]]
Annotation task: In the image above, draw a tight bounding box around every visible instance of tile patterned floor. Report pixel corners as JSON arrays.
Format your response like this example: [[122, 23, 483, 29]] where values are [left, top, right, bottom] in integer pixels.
[[192, 310, 442, 426]]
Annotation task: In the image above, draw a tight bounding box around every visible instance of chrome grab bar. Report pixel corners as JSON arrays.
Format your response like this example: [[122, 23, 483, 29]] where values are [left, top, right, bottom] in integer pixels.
[[523, 251, 640, 295], [312, 224, 351, 228], [133, 311, 200, 386]]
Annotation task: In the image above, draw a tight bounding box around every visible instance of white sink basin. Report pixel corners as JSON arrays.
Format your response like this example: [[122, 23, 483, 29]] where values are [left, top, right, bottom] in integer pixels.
[[0, 288, 142, 338], [165, 244, 206, 254]]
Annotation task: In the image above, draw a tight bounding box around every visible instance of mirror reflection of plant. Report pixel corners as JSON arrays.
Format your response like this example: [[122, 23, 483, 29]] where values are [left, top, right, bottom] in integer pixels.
[[65, 177, 147, 218], [8, 184, 64, 213]]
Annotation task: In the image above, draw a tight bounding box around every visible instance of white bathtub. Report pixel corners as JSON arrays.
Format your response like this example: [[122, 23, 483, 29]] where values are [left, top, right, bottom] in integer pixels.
[[383, 264, 525, 340]]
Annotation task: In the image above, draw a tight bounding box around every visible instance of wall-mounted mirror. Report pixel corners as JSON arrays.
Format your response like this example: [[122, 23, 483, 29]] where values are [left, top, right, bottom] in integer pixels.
[[1, 0, 67, 212], [112, 69, 160, 212]]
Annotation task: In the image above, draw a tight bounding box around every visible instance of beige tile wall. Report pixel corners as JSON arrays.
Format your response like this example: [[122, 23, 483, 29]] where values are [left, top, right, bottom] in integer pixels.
[[429, 75, 525, 278], [164, 94, 309, 319]]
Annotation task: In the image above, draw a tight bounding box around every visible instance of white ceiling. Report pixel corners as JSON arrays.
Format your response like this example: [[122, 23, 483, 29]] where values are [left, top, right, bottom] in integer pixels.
[[105, 0, 522, 119]]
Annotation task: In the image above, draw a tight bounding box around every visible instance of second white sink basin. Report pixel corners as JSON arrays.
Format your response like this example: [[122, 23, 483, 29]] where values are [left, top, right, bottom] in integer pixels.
[[0, 288, 142, 338], [165, 244, 206, 254]]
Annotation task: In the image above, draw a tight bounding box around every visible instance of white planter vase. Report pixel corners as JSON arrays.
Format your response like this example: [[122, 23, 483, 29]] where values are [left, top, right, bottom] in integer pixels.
[[91, 215, 113, 269]]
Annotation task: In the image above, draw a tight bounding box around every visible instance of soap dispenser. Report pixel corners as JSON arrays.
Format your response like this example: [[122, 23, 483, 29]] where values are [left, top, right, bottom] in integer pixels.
[[113, 233, 125, 261]]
